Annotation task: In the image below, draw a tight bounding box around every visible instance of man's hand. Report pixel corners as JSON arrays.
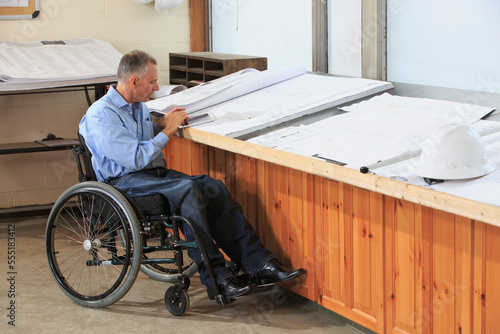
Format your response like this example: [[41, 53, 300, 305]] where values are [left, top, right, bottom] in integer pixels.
[[156, 107, 189, 137]]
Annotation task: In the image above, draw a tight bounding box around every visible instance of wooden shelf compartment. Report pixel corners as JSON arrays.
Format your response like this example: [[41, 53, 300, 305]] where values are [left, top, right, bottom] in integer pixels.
[[169, 69, 187, 83], [187, 58, 203, 70], [169, 52, 267, 86]]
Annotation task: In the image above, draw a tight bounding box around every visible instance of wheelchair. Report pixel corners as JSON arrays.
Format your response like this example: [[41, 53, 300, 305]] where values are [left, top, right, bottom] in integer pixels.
[[45, 133, 231, 316]]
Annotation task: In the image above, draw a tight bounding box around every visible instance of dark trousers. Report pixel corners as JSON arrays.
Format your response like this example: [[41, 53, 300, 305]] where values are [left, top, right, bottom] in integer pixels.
[[107, 168, 274, 287]]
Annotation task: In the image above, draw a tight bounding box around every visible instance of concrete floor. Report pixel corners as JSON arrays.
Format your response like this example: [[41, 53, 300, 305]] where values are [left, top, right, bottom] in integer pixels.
[[0, 216, 373, 334]]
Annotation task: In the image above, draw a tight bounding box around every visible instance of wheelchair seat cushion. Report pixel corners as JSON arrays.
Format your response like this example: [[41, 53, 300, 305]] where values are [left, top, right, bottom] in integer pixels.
[[131, 193, 171, 216]]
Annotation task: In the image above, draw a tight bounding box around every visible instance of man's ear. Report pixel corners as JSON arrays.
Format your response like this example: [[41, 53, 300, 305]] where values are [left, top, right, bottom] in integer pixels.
[[129, 76, 138, 88]]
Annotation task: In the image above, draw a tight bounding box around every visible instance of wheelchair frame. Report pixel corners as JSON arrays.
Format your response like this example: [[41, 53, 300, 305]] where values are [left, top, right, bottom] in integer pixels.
[[45, 134, 231, 316]]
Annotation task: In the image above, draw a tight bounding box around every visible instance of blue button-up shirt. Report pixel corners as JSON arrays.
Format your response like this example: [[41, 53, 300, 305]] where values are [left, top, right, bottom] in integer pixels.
[[79, 85, 169, 182]]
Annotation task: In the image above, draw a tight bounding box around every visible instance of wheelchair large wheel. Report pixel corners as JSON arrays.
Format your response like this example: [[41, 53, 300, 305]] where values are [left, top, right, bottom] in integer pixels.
[[45, 181, 142, 308], [140, 226, 198, 282]]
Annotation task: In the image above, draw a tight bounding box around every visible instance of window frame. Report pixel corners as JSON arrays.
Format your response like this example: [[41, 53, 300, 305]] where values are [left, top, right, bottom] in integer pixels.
[[191, 0, 387, 80]]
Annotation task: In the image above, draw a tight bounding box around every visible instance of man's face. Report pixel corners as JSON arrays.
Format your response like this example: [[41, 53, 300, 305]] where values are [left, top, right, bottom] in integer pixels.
[[132, 61, 159, 102]]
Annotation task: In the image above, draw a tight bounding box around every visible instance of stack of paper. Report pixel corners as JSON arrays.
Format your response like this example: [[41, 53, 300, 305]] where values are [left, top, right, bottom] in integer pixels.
[[0, 39, 122, 91], [147, 62, 394, 138], [197, 73, 394, 138], [247, 93, 495, 169]]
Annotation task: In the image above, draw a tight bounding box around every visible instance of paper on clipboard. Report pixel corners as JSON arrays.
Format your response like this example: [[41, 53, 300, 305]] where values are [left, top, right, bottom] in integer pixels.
[[179, 113, 215, 128]]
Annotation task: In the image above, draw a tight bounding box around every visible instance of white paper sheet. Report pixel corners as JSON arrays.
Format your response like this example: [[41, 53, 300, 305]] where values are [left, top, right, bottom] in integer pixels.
[[0, 0, 28, 7], [196, 73, 393, 137], [373, 126, 500, 206], [0, 39, 122, 91]]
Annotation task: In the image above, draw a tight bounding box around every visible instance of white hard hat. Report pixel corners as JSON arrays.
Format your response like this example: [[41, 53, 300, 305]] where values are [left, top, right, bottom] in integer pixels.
[[412, 123, 496, 180]]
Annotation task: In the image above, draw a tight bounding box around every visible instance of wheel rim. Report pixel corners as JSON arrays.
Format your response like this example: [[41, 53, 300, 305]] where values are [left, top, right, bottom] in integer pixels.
[[47, 189, 135, 301]]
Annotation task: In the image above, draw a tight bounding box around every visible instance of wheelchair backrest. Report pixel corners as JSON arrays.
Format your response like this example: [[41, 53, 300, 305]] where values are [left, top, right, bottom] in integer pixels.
[[75, 132, 98, 182]]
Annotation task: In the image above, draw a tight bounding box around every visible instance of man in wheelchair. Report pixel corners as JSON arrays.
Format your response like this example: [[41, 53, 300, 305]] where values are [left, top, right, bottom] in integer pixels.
[[79, 50, 305, 303]]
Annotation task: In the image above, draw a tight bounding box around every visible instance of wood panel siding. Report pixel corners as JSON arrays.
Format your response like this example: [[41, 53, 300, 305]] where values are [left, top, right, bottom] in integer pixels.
[[164, 134, 500, 333]]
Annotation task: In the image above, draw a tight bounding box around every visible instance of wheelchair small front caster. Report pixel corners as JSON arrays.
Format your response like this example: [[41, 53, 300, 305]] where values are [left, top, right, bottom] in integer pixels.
[[164, 285, 190, 316]]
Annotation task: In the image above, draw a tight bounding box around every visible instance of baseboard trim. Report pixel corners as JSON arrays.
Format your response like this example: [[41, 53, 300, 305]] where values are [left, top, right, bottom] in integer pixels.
[[0, 204, 52, 220]]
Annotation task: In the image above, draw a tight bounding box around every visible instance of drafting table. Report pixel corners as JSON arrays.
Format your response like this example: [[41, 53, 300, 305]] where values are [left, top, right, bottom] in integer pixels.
[[163, 80, 500, 334]]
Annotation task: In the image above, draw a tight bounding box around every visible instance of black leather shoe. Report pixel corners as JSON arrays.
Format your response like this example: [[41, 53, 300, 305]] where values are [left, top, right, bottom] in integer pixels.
[[219, 276, 251, 300], [253, 258, 305, 288]]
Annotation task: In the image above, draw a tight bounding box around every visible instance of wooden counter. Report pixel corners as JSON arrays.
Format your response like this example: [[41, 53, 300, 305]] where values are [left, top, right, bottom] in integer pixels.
[[164, 127, 500, 334]]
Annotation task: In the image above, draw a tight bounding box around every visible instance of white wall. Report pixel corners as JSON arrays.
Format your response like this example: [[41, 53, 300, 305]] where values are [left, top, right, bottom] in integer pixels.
[[212, 0, 313, 70], [0, 0, 190, 208], [328, 0, 361, 77], [387, 0, 500, 93]]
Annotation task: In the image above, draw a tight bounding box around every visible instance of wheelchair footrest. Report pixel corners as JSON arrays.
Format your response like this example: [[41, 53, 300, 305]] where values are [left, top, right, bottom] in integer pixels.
[[206, 285, 232, 305], [215, 294, 232, 306], [206, 284, 218, 300]]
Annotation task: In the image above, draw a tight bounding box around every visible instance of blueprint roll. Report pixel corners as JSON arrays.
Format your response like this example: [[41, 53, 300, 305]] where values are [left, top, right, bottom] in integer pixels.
[[145, 62, 307, 115], [190, 62, 307, 114], [150, 84, 187, 99]]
